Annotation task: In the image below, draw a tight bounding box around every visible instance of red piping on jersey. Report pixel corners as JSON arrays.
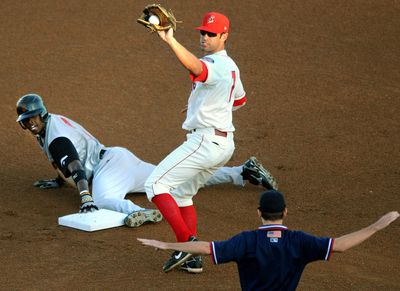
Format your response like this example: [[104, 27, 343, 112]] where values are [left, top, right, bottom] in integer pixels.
[[258, 225, 288, 231], [326, 238, 335, 261], [233, 95, 247, 107], [151, 135, 205, 194], [228, 71, 236, 102], [210, 242, 217, 265], [60, 117, 74, 128], [190, 61, 208, 83]]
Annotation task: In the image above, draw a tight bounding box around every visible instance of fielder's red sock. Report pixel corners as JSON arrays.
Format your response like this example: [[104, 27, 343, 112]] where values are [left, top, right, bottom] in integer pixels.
[[179, 205, 197, 236], [152, 193, 191, 242]]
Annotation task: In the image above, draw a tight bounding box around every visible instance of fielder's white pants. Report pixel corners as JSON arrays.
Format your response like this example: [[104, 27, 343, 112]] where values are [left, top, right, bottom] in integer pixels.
[[145, 128, 236, 207]]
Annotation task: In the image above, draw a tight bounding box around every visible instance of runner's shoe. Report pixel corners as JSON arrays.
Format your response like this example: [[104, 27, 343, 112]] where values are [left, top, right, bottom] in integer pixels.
[[124, 209, 162, 228]]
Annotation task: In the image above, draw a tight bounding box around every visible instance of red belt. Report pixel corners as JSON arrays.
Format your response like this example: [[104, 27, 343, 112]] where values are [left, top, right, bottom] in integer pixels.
[[214, 129, 228, 137], [191, 128, 227, 137]]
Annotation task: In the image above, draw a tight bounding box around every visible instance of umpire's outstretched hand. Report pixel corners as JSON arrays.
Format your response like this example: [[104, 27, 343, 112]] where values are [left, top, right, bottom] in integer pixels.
[[372, 211, 399, 230]]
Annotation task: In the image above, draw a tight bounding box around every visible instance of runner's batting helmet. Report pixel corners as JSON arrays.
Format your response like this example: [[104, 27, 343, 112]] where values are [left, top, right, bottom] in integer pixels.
[[16, 93, 48, 128]]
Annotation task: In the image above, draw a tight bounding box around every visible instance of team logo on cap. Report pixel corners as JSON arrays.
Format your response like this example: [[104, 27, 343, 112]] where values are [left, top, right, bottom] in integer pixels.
[[207, 15, 215, 23]]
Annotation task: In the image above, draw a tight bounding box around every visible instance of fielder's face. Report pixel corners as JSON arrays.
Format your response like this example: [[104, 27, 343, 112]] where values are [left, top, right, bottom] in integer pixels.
[[199, 31, 228, 54], [22, 115, 45, 135]]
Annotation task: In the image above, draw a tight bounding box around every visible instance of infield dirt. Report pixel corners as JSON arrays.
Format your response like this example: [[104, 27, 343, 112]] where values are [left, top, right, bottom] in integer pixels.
[[1, 1, 399, 290]]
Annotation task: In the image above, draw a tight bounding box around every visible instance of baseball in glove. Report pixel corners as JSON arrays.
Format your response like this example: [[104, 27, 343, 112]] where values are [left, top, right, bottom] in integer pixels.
[[137, 4, 180, 32]]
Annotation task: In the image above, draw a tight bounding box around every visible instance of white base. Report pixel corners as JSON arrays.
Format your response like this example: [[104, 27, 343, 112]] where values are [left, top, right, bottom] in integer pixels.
[[58, 209, 127, 232]]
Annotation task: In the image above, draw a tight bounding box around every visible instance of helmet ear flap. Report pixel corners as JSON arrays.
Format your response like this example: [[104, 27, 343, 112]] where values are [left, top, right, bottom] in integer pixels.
[[18, 120, 27, 130], [16, 93, 48, 123], [42, 110, 49, 122]]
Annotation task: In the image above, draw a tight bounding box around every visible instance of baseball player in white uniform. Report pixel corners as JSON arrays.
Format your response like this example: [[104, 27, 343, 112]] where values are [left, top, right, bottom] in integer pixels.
[[144, 12, 273, 273], [16, 94, 277, 228]]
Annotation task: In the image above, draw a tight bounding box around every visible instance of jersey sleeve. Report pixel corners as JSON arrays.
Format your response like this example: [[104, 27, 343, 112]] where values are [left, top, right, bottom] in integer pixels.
[[45, 115, 83, 175], [233, 95, 246, 111], [298, 231, 334, 263], [232, 76, 246, 111], [189, 61, 208, 83], [211, 231, 253, 265], [191, 56, 220, 84], [48, 137, 80, 177], [47, 116, 76, 146]]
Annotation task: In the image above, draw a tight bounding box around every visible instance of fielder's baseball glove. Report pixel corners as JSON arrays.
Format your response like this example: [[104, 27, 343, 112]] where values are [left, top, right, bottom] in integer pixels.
[[137, 4, 179, 32]]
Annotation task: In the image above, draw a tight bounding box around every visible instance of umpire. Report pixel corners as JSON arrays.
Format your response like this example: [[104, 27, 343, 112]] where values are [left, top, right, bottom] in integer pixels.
[[139, 190, 399, 290]]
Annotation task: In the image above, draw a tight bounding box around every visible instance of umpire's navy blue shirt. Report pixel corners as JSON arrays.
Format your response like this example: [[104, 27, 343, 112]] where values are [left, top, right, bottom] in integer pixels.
[[211, 224, 334, 291]]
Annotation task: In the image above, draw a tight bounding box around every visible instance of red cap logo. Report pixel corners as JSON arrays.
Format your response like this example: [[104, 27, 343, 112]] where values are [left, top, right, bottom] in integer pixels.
[[195, 12, 230, 34]]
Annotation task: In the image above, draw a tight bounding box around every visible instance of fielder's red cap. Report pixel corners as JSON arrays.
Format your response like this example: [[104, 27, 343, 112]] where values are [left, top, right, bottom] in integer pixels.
[[195, 12, 230, 34]]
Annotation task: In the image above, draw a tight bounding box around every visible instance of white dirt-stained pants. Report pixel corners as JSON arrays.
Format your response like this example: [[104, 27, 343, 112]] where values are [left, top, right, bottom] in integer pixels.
[[91, 147, 155, 214], [145, 128, 236, 207]]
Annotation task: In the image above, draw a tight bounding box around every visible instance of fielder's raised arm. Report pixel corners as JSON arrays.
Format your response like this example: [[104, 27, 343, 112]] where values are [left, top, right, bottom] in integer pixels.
[[157, 28, 203, 76]]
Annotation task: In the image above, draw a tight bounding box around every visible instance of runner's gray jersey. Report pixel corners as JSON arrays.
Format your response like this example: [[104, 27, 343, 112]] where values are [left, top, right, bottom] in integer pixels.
[[39, 114, 104, 179]]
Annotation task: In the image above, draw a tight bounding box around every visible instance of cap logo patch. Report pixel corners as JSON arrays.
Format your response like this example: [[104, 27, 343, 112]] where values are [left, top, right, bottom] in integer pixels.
[[207, 15, 215, 23]]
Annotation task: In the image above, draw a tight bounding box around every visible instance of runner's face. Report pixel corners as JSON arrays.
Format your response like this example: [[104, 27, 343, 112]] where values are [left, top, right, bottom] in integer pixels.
[[22, 115, 45, 135], [199, 31, 228, 54]]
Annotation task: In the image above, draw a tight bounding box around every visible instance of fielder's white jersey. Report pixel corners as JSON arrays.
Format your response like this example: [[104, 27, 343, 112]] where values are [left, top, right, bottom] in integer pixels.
[[38, 114, 104, 179], [182, 50, 245, 132]]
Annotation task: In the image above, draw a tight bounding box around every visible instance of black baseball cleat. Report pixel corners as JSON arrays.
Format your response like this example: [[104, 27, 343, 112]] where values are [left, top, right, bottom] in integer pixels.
[[124, 209, 163, 228], [241, 157, 278, 190], [180, 255, 203, 274], [163, 236, 197, 273]]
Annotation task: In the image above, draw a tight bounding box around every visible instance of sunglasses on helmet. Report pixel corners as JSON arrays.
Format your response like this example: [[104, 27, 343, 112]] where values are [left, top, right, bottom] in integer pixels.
[[200, 30, 217, 37]]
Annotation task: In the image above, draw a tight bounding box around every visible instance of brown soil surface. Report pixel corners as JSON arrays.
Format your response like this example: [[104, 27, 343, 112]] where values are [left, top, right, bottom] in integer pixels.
[[1, 1, 399, 290]]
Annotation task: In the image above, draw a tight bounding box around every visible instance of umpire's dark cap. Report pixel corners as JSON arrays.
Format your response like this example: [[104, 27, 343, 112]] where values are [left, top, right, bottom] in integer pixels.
[[259, 190, 286, 213]]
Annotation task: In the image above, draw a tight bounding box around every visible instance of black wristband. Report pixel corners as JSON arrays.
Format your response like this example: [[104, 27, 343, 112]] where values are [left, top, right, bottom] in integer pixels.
[[71, 169, 87, 184]]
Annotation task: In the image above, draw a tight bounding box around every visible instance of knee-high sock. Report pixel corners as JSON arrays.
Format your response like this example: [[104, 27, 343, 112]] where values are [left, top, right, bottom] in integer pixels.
[[180, 205, 197, 236], [152, 193, 192, 242]]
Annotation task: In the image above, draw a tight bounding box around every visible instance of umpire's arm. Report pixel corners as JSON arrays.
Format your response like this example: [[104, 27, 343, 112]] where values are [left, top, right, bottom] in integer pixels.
[[333, 211, 399, 252], [138, 238, 211, 255]]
